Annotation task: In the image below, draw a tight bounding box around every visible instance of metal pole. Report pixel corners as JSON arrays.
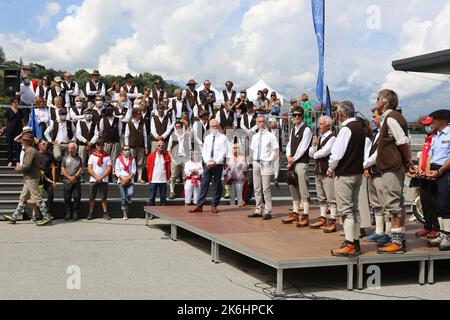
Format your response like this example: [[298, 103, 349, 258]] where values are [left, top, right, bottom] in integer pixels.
[[347, 264, 354, 291], [428, 260, 434, 285], [276, 269, 284, 295], [357, 263, 364, 290], [419, 260, 426, 285]]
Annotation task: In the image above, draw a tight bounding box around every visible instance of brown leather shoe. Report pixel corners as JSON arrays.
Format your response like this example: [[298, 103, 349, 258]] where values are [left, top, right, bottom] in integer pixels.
[[296, 214, 309, 228], [309, 217, 327, 229], [212, 207, 219, 214], [323, 219, 337, 233], [240, 201, 247, 207], [331, 241, 358, 257], [281, 213, 299, 224], [189, 207, 203, 213]]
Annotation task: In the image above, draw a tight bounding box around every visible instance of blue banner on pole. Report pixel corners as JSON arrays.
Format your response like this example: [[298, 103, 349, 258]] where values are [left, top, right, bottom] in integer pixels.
[[28, 107, 42, 140], [325, 85, 331, 116], [312, 0, 325, 106]]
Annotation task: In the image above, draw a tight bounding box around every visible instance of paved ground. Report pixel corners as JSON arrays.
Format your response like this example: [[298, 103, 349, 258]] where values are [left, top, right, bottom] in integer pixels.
[[1, 218, 449, 300]]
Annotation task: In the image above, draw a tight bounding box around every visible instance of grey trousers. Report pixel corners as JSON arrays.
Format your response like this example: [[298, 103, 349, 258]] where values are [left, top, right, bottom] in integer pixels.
[[315, 174, 336, 208], [368, 175, 385, 217], [170, 162, 185, 194], [104, 142, 121, 168], [379, 167, 406, 219], [53, 143, 68, 162], [289, 162, 310, 203], [15, 179, 48, 216], [334, 175, 362, 223], [253, 161, 273, 213]]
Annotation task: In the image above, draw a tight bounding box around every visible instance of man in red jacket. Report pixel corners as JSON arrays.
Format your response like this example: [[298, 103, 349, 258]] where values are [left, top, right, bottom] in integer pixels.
[[147, 138, 171, 206]]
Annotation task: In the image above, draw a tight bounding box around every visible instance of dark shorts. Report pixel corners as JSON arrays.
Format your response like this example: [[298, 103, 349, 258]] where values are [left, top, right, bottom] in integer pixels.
[[89, 182, 108, 201]]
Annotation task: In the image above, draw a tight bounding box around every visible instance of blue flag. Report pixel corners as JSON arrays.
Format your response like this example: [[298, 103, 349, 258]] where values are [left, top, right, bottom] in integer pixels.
[[28, 107, 42, 140], [312, 0, 325, 106], [325, 85, 331, 116]]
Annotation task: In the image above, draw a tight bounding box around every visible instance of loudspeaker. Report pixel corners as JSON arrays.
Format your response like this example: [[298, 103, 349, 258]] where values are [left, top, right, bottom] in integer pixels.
[[4, 69, 20, 92]]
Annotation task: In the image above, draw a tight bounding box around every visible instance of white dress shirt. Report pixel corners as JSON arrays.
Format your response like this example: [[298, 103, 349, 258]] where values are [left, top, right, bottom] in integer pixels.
[[328, 118, 357, 171], [69, 106, 85, 122], [151, 153, 168, 183], [184, 161, 204, 178], [171, 98, 192, 120], [363, 132, 380, 169], [47, 87, 70, 108], [115, 157, 137, 183], [64, 81, 80, 100], [380, 109, 410, 146], [309, 130, 336, 159], [44, 120, 74, 144], [35, 108, 50, 124], [86, 81, 106, 98], [215, 109, 237, 128], [98, 116, 123, 137], [286, 123, 313, 161], [124, 120, 148, 148], [240, 112, 258, 133], [19, 83, 36, 105], [150, 115, 172, 140], [250, 129, 280, 162], [76, 120, 99, 144], [202, 132, 228, 165]]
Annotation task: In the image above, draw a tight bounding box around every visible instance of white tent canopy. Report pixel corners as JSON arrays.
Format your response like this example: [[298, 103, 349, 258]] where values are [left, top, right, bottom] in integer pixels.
[[246, 79, 285, 105]]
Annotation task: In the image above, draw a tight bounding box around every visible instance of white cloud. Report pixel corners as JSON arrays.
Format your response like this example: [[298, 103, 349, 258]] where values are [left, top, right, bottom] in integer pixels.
[[37, 2, 61, 30]]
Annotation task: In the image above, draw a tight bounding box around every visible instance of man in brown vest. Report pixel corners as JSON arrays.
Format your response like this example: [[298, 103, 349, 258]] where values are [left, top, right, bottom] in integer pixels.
[[125, 108, 148, 184], [308, 115, 337, 232], [85, 70, 106, 108], [282, 107, 313, 227], [63, 72, 80, 108], [151, 79, 167, 108], [98, 103, 122, 174], [47, 76, 69, 108], [168, 121, 191, 199], [216, 101, 237, 131], [35, 75, 51, 106], [328, 101, 366, 257], [171, 88, 192, 122], [222, 81, 237, 104], [121, 73, 139, 105], [44, 108, 75, 164], [362, 107, 392, 244], [184, 79, 200, 117], [199, 80, 216, 117], [150, 103, 172, 151], [375, 89, 415, 254], [76, 108, 98, 181]]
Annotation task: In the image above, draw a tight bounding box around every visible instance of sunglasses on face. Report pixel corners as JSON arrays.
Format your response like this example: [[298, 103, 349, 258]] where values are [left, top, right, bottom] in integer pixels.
[[293, 114, 302, 118], [157, 145, 164, 148]]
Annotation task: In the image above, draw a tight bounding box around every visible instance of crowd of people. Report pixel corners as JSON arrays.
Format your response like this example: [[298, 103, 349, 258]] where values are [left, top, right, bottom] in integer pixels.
[[1, 70, 449, 257]]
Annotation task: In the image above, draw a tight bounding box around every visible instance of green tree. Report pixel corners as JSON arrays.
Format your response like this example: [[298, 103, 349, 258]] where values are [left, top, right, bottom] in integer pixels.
[[0, 46, 5, 64]]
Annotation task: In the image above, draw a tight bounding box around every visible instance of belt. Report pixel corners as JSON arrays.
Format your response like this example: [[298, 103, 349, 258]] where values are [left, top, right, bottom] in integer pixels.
[[430, 164, 442, 171]]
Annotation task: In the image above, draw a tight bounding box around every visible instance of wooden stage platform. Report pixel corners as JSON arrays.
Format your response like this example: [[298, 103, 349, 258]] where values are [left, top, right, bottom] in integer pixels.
[[144, 205, 449, 294]]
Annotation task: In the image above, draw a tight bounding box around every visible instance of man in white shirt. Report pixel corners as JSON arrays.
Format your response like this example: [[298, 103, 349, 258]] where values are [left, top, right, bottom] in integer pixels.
[[76, 108, 99, 180], [247, 116, 279, 220], [150, 103, 172, 151], [19, 78, 35, 106], [216, 101, 237, 131], [222, 81, 237, 104], [184, 79, 200, 115], [124, 108, 148, 184], [282, 107, 313, 226], [47, 76, 70, 108], [171, 88, 192, 122], [190, 119, 228, 214], [147, 139, 171, 206], [69, 96, 85, 125], [121, 73, 139, 105], [63, 72, 80, 108], [44, 108, 75, 163], [35, 75, 51, 105], [85, 70, 106, 108], [192, 110, 211, 147], [98, 104, 122, 172], [168, 121, 191, 199], [87, 139, 112, 221], [328, 101, 366, 257], [308, 115, 337, 232]]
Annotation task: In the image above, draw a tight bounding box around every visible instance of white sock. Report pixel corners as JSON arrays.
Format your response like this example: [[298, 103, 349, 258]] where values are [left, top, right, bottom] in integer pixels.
[[391, 227, 402, 234], [442, 219, 450, 233], [385, 221, 392, 236], [293, 201, 300, 213], [354, 222, 361, 240], [375, 216, 384, 235], [438, 217, 444, 230], [303, 202, 310, 215], [320, 207, 327, 218], [343, 218, 355, 243], [330, 207, 338, 220]]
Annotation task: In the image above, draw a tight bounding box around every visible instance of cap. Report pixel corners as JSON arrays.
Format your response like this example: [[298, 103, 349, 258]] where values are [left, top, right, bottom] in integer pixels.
[[429, 109, 450, 120], [22, 132, 35, 142], [22, 126, 32, 133], [186, 79, 197, 86], [199, 109, 210, 118], [420, 116, 434, 126], [54, 76, 62, 83]]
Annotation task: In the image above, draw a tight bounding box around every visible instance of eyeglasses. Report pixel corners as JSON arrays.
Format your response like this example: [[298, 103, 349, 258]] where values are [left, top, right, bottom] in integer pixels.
[[292, 114, 302, 118], [157, 145, 164, 148]]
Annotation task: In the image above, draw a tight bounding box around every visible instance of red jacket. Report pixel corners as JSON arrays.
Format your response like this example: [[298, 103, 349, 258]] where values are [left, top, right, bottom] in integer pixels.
[[147, 151, 171, 183]]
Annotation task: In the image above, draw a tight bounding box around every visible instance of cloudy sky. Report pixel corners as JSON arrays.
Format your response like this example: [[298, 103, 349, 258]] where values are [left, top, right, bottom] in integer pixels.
[[1, 0, 450, 120]]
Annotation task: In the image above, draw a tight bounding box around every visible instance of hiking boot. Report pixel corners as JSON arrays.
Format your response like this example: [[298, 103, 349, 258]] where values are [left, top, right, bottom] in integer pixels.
[[263, 214, 272, 221], [331, 241, 359, 257], [31, 216, 38, 223], [4, 214, 17, 224], [248, 209, 262, 218], [86, 213, 95, 221], [439, 234, 450, 251], [376, 234, 392, 246], [309, 217, 327, 229], [429, 232, 445, 247], [296, 215, 309, 228], [364, 232, 384, 242], [103, 213, 112, 220], [73, 212, 79, 221], [36, 218, 51, 226], [323, 219, 337, 233], [377, 242, 405, 254], [416, 229, 431, 238], [282, 213, 299, 224]]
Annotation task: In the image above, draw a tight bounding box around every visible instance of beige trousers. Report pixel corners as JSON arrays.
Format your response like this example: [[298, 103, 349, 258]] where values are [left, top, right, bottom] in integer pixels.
[[379, 167, 406, 219], [334, 174, 362, 223], [16, 179, 48, 215], [253, 161, 273, 213], [289, 162, 310, 204], [315, 174, 336, 208]]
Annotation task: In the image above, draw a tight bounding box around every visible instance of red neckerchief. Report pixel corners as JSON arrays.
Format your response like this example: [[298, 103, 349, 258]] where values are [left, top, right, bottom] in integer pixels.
[[92, 151, 110, 166], [119, 155, 133, 173], [185, 176, 201, 188]]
